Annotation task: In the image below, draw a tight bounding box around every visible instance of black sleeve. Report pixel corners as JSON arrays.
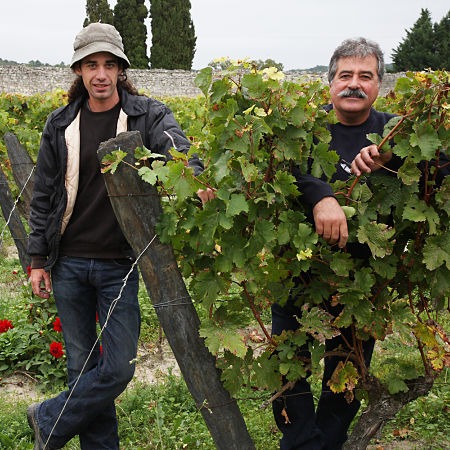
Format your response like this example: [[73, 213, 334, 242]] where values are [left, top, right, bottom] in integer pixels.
[[145, 101, 204, 176], [292, 166, 335, 208]]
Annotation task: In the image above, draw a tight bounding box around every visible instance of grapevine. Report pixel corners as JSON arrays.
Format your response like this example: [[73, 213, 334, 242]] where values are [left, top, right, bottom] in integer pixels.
[[137, 66, 449, 407]]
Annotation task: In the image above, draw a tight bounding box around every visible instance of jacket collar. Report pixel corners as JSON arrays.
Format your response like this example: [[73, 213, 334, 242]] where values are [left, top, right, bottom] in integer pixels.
[[119, 88, 148, 117], [51, 89, 147, 129]]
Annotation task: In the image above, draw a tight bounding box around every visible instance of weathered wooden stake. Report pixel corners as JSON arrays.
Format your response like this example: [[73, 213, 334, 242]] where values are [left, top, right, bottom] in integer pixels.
[[0, 166, 30, 272], [4, 132, 35, 220], [98, 131, 255, 450]]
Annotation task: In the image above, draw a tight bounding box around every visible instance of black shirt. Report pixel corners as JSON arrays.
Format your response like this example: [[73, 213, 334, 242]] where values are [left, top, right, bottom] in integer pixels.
[[59, 101, 134, 259]]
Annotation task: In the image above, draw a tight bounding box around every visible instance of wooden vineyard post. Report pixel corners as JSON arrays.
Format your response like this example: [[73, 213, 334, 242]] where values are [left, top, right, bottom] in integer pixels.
[[0, 166, 30, 272], [0, 132, 35, 272], [97, 131, 255, 450], [4, 132, 35, 220]]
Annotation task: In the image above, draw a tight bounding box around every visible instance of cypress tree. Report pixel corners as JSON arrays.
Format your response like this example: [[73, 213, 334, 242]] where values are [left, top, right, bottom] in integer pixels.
[[392, 9, 449, 71], [83, 0, 114, 27], [113, 0, 149, 69], [149, 0, 196, 70]]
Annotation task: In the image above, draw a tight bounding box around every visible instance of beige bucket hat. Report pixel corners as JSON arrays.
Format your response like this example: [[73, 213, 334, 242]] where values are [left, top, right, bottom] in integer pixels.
[[70, 22, 130, 68]]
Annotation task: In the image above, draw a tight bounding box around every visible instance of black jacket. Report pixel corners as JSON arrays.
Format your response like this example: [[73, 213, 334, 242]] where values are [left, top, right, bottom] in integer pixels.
[[28, 89, 202, 270]]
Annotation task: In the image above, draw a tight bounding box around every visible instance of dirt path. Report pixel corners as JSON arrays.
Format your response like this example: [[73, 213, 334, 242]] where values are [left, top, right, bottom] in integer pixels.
[[0, 340, 180, 402]]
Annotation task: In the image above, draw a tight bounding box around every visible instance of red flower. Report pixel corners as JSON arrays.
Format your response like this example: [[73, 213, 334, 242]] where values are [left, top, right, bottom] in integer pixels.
[[53, 317, 62, 332], [26, 266, 32, 278], [49, 341, 64, 358], [0, 319, 14, 333], [99, 344, 103, 355]]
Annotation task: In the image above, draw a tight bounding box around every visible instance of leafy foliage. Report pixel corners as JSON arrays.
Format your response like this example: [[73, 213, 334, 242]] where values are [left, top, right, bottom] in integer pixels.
[[0, 90, 67, 162], [125, 65, 449, 404], [0, 90, 68, 194], [149, 0, 196, 69]]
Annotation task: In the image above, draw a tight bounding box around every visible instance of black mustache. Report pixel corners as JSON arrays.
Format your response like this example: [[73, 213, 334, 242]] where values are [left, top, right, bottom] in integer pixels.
[[337, 88, 368, 99]]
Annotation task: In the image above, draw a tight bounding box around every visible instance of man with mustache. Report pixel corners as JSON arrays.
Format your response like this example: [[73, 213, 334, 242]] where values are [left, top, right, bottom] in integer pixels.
[[271, 37, 398, 450]]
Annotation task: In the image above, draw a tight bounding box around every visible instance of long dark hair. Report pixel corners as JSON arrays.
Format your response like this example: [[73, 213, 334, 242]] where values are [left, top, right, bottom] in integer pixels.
[[67, 64, 139, 103]]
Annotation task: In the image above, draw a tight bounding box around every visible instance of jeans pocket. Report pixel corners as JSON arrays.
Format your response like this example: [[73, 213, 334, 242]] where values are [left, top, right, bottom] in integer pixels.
[[111, 257, 135, 267]]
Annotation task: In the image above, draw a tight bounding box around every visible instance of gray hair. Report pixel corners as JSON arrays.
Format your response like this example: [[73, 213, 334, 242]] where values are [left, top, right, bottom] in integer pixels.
[[328, 37, 385, 84]]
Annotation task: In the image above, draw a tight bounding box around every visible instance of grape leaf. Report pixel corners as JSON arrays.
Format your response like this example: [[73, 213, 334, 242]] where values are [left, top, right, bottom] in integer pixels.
[[101, 149, 126, 174], [414, 122, 442, 160], [138, 166, 157, 185], [226, 193, 249, 216], [327, 361, 359, 394], [330, 252, 354, 277], [402, 198, 440, 234], [386, 377, 409, 394], [397, 157, 421, 185], [423, 234, 450, 270], [194, 67, 213, 97], [199, 325, 247, 359], [357, 222, 395, 258]]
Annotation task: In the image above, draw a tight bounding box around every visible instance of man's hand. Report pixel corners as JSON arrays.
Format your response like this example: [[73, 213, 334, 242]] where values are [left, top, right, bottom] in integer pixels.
[[30, 268, 52, 299], [197, 187, 216, 205], [351, 144, 392, 176], [313, 197, 348, 248]]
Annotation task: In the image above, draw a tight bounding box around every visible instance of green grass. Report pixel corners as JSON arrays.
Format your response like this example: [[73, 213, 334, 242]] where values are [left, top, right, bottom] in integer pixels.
[[0, 377, 279, 449], [1, 372, 448, 449], [378, 374, 450, 447], [1, 218, 449, 449]]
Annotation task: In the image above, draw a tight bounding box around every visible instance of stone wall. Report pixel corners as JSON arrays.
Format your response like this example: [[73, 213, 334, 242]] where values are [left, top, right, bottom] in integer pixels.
[[0, 65, 402, 97]]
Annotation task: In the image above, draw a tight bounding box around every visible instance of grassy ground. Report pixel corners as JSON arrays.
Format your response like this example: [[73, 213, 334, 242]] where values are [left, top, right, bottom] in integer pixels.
[[1, 372, 449, 449], [1, 220, 449, 449]]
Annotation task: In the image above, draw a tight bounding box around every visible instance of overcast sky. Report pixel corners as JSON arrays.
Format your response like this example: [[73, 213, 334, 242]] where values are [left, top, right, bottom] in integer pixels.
[[0, 1, 448, 70]]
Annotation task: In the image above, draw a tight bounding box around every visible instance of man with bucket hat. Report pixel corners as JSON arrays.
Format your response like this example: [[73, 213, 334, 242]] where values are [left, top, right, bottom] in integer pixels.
[[26, 22, 202, 449]]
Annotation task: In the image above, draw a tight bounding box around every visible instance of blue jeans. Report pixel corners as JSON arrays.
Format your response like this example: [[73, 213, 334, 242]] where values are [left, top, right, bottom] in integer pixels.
[[35, 257, 140, 449], [271, 300, 375, 450]]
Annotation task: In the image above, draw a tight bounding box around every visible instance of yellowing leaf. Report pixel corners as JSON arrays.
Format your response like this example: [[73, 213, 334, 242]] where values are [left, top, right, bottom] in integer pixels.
[[254, 107, 268, 117], [101, 149, 127, 174], [243, 105, 255, 115], [427, 348, 445, 371], [262, 67, 285, 81], [341, 206, 356, 219], [296, 248, 313, 261], [327, 361, 359, 394]]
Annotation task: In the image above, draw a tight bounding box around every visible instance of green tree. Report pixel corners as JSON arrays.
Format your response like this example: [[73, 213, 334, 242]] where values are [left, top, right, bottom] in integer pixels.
[[113, 0, 149, 69], [253, 58, 284, 71], [392, 8, 449, 71], [28, 60, 49, 67], [433, 11, 450, 69], [149, 0, 196, 70], [83, 0, 114, 27]]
